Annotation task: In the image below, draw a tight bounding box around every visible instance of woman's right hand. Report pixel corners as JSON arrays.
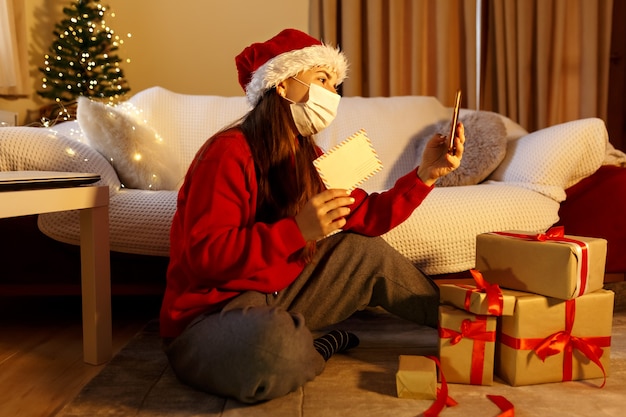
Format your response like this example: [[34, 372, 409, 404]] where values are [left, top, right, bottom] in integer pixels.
[[295, 189, 355, 241], [417, 122, 465, 186]]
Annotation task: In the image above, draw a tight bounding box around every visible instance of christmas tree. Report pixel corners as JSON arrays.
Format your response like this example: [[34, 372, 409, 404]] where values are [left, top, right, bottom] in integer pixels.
[[37, 0, 130, 112]]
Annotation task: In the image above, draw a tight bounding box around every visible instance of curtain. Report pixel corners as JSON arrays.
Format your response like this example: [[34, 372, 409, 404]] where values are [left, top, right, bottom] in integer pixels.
[[310, 0, 478, 109], [310, 0, 613, 131], [482, 0, 613, 131], [0, 0, 29, 96]]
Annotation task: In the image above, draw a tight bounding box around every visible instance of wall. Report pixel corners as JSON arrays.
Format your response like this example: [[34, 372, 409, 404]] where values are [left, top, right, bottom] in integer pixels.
[[0, 0, 309, 125]]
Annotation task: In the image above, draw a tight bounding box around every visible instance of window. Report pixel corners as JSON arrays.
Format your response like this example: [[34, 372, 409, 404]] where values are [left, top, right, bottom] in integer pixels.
[[0, 0, 28, 96]]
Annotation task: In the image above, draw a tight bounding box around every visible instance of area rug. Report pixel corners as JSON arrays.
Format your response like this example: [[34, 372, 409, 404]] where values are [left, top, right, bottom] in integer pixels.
[[57, 308, 626, 417]]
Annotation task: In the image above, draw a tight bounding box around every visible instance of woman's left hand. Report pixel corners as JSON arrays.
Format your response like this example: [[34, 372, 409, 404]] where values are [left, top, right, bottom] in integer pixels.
[[417, 122, 465, 186]]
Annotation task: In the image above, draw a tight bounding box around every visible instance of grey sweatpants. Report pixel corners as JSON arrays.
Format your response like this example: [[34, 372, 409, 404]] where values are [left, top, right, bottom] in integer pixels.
[[165, 232, 439, 403]]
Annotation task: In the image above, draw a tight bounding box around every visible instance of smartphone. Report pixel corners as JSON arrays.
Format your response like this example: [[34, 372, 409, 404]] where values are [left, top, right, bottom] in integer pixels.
[[448, 90, 462, 155]]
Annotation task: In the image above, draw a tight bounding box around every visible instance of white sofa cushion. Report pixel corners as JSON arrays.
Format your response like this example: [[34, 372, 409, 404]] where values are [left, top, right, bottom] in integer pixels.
[[126, 89, 452, 193], [316, 96, 451, 192], [383, 182, 560, 274], [38, 188, 178, 256], [36, 175, 562, 273]]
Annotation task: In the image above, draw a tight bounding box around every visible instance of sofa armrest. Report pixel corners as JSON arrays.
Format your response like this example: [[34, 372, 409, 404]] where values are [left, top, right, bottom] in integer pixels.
[[487, 118, 607, 202], [0, 125, 121, 192]]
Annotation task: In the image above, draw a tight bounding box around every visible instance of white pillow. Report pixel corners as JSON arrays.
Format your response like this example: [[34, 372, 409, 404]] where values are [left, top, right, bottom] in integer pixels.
[[487, 118, 607, 201], [126, 87, 251, 168], [77, 97, 183, 190]]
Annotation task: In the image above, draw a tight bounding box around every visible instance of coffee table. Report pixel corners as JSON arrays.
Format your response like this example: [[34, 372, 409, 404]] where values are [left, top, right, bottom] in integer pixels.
[[0, 171, 111, 365]]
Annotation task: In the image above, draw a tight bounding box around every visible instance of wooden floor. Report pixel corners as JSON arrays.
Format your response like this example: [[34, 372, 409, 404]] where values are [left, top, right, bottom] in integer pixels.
[[0, 294, 162, 417], [2, 282, 624, 417]]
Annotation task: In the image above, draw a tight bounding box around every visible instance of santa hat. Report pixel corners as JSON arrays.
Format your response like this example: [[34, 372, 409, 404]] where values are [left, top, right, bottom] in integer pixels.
[[235, 28, 348, 106]]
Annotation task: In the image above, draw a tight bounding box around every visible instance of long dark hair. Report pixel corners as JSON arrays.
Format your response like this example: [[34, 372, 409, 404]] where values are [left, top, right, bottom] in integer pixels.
[[240, 88, 323, 223]]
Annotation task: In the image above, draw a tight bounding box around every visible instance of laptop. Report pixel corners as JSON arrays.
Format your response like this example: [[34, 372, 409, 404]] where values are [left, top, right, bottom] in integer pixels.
[[0, 171, 101, 191]]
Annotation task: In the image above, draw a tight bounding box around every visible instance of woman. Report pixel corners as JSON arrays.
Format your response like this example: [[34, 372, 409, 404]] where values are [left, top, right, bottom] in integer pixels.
[[160, 28, 465, 403]]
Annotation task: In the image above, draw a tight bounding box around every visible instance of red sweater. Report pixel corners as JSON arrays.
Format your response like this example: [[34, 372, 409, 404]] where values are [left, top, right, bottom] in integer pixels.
[[160, 129, 433, 338]]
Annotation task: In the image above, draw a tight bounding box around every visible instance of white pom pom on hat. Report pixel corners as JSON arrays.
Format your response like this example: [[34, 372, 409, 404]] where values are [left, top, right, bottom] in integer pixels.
[[235, 28, 348, 106]]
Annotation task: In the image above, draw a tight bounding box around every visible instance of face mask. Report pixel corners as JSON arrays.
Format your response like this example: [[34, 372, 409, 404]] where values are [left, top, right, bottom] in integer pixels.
[[284, 77, 341, 136]]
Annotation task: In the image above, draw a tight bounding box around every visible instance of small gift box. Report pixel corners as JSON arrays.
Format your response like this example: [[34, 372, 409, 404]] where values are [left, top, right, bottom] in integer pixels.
[[396, 355, 438, 399], [439, 270, 516, 316], [438, 305, 497, 385], [496, 288, 613, 386], [475, 227, 607, 300]]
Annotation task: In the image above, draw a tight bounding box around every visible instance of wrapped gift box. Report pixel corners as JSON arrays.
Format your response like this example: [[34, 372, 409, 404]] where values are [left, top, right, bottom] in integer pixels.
[[475, 228, 607, 300], [497, 288, 613, 386], [439, 283, 516, 316], [438, 304, 497, 385], [396, 355, 437, 399]]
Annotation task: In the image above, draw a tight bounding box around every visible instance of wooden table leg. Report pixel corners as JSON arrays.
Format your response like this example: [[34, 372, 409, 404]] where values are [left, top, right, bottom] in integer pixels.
[[79, 205, 112, 365]]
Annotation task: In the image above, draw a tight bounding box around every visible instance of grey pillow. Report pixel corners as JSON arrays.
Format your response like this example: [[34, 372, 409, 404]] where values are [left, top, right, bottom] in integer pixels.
[[415, 111, 507, 186]]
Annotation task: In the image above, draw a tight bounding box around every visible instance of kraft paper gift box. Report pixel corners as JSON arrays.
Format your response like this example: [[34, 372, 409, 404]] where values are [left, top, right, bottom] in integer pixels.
[[475, 227, 607, 300], [439, 270, 515, 316], [438, 304, 497, 385], [496, 288, 613, 386], [440, 284, 516, 316], [396, 355, 437, 399]]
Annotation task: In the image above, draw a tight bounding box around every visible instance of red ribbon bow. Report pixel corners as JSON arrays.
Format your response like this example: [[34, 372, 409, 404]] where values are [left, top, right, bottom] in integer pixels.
[[500, 299, 610, 387], [439, 316, 496, 385], [534, 299, 608, 387], [439, 318, 496, 345], [534, 225, 565, 241], [465, 269, 504, 315]]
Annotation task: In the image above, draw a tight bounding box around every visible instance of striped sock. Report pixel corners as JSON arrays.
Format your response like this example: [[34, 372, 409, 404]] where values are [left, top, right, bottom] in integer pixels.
[[313, 330, 360, 361]]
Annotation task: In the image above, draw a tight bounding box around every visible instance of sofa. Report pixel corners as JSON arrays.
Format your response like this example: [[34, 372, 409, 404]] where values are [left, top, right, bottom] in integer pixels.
[[1, 86, 625, 292]]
